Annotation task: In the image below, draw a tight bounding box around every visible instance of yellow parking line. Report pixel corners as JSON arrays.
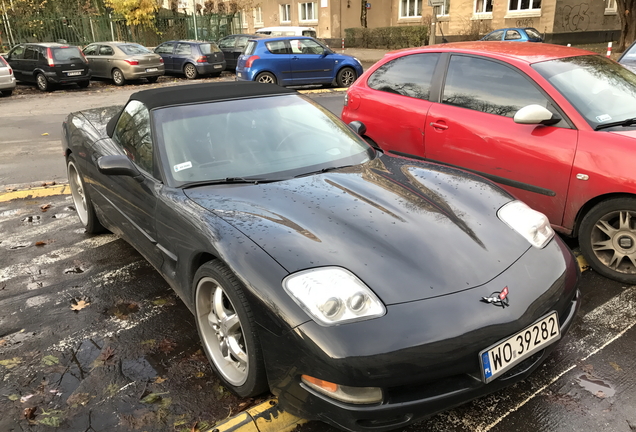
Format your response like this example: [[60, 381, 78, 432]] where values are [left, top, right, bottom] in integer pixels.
[[205, 399, 306, 432], [0, 184, 70, 202], [299, 88, 347, 94]]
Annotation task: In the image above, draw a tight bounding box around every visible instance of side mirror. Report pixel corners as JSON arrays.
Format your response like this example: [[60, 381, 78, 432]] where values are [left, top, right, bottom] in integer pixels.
[[348, 120, 367, 136], [514, 104, 561, 126], [97, 155, 143, 182], [321, 48, 330, 57]]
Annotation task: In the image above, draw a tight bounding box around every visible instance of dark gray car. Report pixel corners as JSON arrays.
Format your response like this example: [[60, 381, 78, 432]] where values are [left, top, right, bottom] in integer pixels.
[[217, 34, 266, 70], [154, 40, 225, 79]]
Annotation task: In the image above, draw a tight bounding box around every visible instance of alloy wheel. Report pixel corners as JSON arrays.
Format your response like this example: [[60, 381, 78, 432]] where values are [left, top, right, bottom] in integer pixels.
[[184, 63, 198, 79], [257, 74, 275, 84], [36, 74, 48, 91], [68, 161, 89, 226], [340, 69, 355, 87], [590, 209, 636, 275]]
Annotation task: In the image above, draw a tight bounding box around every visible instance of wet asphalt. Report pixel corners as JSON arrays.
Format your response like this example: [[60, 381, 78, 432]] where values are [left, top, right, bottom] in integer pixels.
[[1, 74, 636, 432]]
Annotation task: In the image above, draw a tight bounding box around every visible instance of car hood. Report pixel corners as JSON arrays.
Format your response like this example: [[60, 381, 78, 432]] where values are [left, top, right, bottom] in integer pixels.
[[184, 156, 532, 305], [609, 129, 636, 139], [78, 106, 124, 137]]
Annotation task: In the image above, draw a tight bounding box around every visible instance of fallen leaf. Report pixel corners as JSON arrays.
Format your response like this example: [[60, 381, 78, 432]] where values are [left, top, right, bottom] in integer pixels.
[[0, 357, 22, 369], [158, 338, 177, 354], [581, 364, 594, 375], [41, 133, 49, 136], [70, 299, 90, 311], [41, 181, 56, 187], [5, 187, 17, 192], [154, 376, 167, 384], [24, 406, 37, 420], [20, 394, 33, 403], [609, 361, 622, 372], [35, 241, 48, 247], [96, 346, 115, 364], [0, 339, 6, 346], [41, 355, 59, 366], [194, 371, 205, 378], [596, 390, 606, 398], [66, 392, 91, 406], [7, 394, 20, 401], [37, 416, 61, 427], [140, 393, 163, 404], [40, 204, 51, 212], [190, 421, 199, 432]]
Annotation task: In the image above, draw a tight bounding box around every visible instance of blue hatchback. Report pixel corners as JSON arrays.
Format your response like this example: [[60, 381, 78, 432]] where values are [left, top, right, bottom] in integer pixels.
[[481, 27, 543, 42], [236, 36, 363, 87]]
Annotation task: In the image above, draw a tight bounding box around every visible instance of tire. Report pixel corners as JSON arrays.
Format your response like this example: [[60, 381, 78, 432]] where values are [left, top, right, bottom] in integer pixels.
[[184, 63, 199, 80], [1, 90, 12, 96], [77, 80, 90, 88], [67, 155, 106, 234], [336, 67, 357, 88], [579, 197, 636, 284], [146, 76, 159, 83], [255, 72, 277, 85], [112, 68, 126, 86], [193, 261, 268, 398], [36, 73, 51, 92]]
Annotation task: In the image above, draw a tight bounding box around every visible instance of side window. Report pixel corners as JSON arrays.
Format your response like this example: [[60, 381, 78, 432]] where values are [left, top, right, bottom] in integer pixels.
[[442, 55, 550, 118], [113, 100, 154, 175], [99, 45, 114, 56], [8, 45, 25, 60], [266, 40, 289, 54], [367, 53, 440, 100], [483, 30, 503, 41], [218, 36, 236, 48], [291, 39, 323, 54], [505, 30, 522, 40], [23, 46, 38, 60], [175, 43, 192, 55], [155, 43, 174, 54], [236, 36, 249, 49], [83, 45, 98, 55]]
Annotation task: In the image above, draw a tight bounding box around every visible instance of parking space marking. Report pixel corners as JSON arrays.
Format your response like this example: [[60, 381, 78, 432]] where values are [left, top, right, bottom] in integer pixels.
[[0, 184, 70, 202], [0, 234, 118, 282]]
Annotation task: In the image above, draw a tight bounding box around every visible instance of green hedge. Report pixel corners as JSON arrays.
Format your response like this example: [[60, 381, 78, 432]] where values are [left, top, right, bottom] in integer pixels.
[[344, 26, 429, 49]]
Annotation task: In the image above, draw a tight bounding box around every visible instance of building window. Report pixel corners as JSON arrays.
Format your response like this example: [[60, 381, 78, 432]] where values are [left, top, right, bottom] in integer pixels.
[[508, 0, 540, 12], [254, 7, 263, 26], [299, 2, 317, 21], [399, 0, 422, 18], [605, 0, 617, 13], [437, 0, 450, 16], [475, 0, 492, 14], [280, 4, 291, 22], [240, 11, 248, 28]]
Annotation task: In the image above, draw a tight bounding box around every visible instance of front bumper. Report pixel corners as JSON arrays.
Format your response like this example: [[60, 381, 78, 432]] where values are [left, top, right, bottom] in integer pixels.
[[260, 237, 580, 432]]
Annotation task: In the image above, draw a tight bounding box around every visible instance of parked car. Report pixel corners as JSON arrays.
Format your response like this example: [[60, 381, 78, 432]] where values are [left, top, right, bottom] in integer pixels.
[[481, 27, 543, 42], [618, 40, 636, 73], [236, 36, 362, 87], [154, 40, 225, 79], [342, 41, 636, 284], [5, 43, 90, 92], [217, 33, 265, 70], [0, 55, 16, 96], [83, 42, 164, 86], [62, 81, 580, 432], [255, 26, 317, 37]]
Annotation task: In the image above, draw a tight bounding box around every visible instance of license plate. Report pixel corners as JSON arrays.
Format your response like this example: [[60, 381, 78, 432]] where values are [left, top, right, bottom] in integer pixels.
[[480, 311, 560, 383], [237, 72, 242, 77], [146, 68, 158, 72], [66, 71, 82, 76], [214, 64, 222, 69]]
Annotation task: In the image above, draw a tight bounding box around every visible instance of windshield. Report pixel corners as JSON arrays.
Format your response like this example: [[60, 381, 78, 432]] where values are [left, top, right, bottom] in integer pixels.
[[533, 55, 636, 129], [153, 94, 373, 186], [52, 47, 83, 61], [119, 44, 151, 55]]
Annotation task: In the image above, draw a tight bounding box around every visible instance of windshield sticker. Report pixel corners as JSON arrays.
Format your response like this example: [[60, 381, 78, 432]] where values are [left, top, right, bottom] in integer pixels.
[[596, 114, 612, 122], [174, 161, 193, 172]]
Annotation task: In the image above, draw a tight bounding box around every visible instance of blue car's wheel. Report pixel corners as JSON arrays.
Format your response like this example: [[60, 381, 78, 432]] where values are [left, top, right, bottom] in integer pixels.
[[336, 67, 357, 88], [255, 72, 277, 85]]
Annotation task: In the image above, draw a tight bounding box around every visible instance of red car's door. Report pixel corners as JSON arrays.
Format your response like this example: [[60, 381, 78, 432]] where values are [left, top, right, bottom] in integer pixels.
[[424, 54, 578, 226], [343, 53, 440, 154]]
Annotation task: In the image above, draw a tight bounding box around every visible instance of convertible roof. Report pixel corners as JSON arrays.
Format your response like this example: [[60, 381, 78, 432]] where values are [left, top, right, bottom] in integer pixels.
[[130, 81, 296, 110]]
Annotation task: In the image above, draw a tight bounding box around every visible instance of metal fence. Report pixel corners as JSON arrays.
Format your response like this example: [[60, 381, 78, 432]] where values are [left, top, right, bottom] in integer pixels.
[[0, 12, 242, 50]]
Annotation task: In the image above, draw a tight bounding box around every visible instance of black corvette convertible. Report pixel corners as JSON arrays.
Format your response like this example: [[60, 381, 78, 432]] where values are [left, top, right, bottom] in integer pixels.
[[62, 82, 580, 431]]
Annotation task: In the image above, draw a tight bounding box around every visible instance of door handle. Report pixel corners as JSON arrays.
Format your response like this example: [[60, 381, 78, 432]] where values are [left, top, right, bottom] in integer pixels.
[[430, 122, 448, 130]]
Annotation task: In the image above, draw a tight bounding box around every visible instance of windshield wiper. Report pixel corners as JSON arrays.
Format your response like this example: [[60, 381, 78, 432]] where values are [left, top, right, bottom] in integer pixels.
[[183, 177, 279, 188], [595, 117, 636, 131], [294, 165, 354, 178]]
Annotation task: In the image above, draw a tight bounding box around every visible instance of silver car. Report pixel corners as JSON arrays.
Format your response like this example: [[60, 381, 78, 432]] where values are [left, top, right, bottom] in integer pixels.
[[83, 42, 165, 86], [0, 55, 16, 96]]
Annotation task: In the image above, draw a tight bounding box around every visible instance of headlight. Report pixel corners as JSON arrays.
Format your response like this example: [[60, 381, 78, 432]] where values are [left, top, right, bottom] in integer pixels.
[[354, 57, 361, 64], [498, 200, 554, 248], [283, 267, 386, 326]]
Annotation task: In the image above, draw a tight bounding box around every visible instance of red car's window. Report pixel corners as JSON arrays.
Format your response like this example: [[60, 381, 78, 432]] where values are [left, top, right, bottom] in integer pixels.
[[367, 53, 439, 100], [442, 55, 549, 118]]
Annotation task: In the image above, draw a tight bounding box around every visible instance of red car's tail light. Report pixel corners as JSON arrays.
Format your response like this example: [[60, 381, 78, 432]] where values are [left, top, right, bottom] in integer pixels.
[[196, 56, 207, 63], [124, 59, 139, 65], [46, 48, 55, 67], [245, 55, 260, 68]]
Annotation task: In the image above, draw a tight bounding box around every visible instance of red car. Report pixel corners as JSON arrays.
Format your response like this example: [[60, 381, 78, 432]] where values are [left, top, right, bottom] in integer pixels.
[[342, 42, 636, 284]]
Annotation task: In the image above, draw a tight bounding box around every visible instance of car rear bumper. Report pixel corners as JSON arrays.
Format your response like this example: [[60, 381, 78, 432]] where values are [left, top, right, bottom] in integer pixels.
[[260, 237, 580, 432], [125, 65, 165, 79], [0, 75, 16, 90], [46, 71, 91, 84], [196, 61, 226, 74]]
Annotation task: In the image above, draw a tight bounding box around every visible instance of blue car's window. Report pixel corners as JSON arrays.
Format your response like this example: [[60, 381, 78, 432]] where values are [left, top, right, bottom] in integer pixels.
[[244, 41, 257, 55], [290, 39, 324, 55], [443, 55, 549, 118], [266, 41, 289, 54], [155, 42, 175, 54], [153, 94, 373, 185], [504, 30, 522, 40], [368, 53, 440, 100], [525, 28, 542, 40], [483, 30, 503, 41]]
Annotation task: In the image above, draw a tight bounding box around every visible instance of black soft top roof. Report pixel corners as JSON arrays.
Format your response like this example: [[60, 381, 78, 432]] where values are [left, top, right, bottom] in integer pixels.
[[130, 81, 296, 110]]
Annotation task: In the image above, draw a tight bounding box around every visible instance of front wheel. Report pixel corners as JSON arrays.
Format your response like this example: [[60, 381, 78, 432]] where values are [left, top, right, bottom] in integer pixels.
[[194, 261, 268, 397], [36, 73, 51, 92], [184, 63, 199, 79], [255, 72, 277, 85], [579, 197, 636, 284], [112, 68, 126, 86], [67, 155, 105, 234], [336, 67, 357, 88]]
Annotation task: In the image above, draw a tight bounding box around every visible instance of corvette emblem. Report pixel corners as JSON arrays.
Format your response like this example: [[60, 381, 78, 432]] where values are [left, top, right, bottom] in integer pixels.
[[481, 286, 509, 308]]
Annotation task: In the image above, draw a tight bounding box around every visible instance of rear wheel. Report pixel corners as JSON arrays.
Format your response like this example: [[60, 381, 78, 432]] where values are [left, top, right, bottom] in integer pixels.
[[184, 63, 199, 79], [36, 73, 51, 92], [255, 72, 276, 85], [146, 76, 159, 83], [112, 68, 126, 86], [336, 67, 357, 88], [579, 197, 636, 284], [1, 90, 12, 96], [67, 155, 105, 234], [77, 80, 90, 88]]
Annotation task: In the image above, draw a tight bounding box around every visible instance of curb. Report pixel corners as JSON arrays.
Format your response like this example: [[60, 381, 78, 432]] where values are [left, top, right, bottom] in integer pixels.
[[206, 398, 306, 432], [0, 184, 70, 203]]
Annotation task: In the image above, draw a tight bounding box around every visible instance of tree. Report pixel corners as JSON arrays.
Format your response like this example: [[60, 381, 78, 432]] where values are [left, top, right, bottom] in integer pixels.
[[105, 0, 158, 27], [617, 0, 636, 51], [360, 0, 367, 27]]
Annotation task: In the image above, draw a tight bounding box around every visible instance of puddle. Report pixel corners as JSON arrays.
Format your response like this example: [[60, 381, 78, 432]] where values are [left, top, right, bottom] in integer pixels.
[[0, 330, 37, 353], [109, 302, 140, 320], [576, 373, 616, 398], [22, 215, 42, 224], [0, 209, 23, 218]]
